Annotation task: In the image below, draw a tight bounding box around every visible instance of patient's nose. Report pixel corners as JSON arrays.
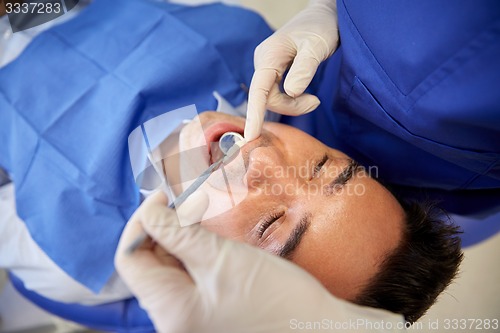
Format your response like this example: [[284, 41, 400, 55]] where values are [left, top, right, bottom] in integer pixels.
[[245, 146, 288, 188]]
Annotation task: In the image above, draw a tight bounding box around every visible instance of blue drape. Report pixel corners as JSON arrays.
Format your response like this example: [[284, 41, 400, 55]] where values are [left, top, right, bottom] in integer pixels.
[[0, 0, 272, 291]]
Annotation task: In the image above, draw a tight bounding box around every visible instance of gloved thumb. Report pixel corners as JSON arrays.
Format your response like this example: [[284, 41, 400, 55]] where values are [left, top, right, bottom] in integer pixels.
[[141, 190, 225, 272]]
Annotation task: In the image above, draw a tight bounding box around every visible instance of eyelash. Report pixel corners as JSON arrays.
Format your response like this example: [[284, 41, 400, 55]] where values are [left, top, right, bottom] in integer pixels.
[[257, 155, 327, 239], [258, 211, 284, 238], [312, 154, 328, 178]]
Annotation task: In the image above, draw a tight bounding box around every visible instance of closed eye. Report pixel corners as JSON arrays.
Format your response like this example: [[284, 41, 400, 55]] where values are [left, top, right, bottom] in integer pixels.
[[257, 211, 284, 239], [312, 154, 328, 178]]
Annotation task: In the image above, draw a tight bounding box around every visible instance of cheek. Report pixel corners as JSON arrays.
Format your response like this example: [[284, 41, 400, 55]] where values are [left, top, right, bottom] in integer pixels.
[[179, 118, 203, 149], [200, 208, 252, 241]]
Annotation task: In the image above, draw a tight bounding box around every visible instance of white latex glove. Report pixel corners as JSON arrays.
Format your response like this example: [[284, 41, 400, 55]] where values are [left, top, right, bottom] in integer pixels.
[[245, 0, 340, 141], [116, 191, 405, 333]]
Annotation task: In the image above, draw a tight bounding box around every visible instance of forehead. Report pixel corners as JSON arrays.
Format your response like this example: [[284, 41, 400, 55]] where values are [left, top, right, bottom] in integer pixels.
[[290, 171, 405, 300]]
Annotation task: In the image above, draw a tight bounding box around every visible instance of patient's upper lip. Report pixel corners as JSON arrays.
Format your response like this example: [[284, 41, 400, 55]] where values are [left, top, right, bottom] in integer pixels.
[[203, 121, 243, 146], [241, 135, 266, 156]]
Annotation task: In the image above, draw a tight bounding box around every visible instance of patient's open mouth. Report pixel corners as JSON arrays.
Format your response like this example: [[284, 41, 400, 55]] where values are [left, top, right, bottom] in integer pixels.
[[203, 121, 244, 164]]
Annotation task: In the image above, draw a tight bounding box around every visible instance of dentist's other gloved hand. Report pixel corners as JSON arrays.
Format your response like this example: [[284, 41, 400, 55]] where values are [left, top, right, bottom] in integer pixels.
[[245, 0, 339, 141], [115, 191, 405, 333]]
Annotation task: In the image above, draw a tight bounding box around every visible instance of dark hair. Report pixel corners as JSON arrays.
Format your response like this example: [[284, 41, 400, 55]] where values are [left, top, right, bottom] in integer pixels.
[[354, 201, 463, 323]]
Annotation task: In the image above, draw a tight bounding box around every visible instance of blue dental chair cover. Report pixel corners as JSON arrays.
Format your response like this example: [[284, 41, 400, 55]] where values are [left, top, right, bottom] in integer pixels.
[[0, 0, 272, 291], [9, 273, 155, 333]]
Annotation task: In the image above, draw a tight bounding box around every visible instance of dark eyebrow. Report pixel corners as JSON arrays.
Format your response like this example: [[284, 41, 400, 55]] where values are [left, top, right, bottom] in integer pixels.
[[277, 213, 311, 259], [326, 159, 359, 194]]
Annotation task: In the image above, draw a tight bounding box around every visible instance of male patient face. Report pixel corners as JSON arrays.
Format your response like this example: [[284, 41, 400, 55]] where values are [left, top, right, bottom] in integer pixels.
[[178, 112, 404, 301]]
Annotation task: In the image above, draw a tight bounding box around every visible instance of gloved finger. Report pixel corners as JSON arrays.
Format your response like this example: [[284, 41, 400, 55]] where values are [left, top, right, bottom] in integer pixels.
[[117, 244, 197, 333], [253, 34, 296, 73], [115, 190, 194, 278], [245, 68, 279, 141], [284, 49, 321, 97], [266, 82, 320, 116], [142, 191, 234, 278], [115, 191, 169, 257], [115, 191, 178, 277], [116, 240, 190, 291], [142, 189, 211, 256], [115, 193, 198, 314]]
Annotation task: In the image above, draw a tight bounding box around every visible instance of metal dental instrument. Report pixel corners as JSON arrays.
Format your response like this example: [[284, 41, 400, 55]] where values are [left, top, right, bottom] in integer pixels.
[[126, 140, 244, 254]]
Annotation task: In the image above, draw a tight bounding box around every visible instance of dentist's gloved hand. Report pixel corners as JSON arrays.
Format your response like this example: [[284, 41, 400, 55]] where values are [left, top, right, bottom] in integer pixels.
[[115, 191, 405, 333], [245, 0, 339, 141]]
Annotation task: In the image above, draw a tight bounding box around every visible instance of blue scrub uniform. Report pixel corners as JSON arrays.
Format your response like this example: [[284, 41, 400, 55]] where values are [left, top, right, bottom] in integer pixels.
[[0, 0, 272, 291], [288, 0, 500, 215]]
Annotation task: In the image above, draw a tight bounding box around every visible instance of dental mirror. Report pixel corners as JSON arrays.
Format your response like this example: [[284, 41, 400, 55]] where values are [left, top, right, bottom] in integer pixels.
[[219, 132, 245, 155]]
